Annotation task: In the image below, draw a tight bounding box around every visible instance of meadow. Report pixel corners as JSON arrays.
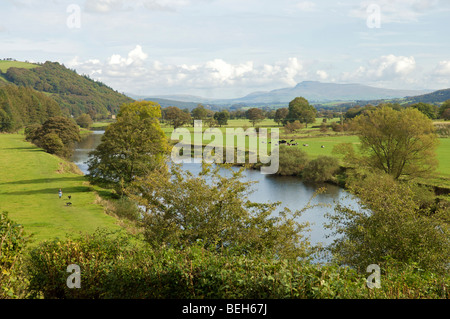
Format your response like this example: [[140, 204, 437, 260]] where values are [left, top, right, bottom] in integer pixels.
[[164, 118, 449, 173], [0, 133, 121, 244]]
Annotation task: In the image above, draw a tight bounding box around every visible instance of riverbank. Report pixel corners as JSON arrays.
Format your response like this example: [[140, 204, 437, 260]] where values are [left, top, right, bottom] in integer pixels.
[[0, 133, 122, 244]]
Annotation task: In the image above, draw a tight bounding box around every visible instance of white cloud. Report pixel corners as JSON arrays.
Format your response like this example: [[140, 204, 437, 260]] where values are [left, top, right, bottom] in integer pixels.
[[433, 60, 450, 76], [296, 1, 316, 12], [341, 54, 416, 82], [84, 0, 207, 12], [316, 70, 328, 81]]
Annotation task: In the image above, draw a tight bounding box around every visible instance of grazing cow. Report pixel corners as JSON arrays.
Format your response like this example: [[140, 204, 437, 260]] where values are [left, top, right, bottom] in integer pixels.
[[66, 202, 72, 207], [290, 139, 295, 142], [321, 145, 325, 148], [279, 140, 287, 144], [303, 144, 309, 147]]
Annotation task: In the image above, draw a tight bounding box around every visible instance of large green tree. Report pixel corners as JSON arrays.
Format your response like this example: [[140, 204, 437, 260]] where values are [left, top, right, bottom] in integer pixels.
[[213, 110, 230, 127], [246, 108, 265, 127], [286, 97, 316, 128], [349, 106, 439, 180], [164, 106, 192, 129], [87, 101, 168, 193]]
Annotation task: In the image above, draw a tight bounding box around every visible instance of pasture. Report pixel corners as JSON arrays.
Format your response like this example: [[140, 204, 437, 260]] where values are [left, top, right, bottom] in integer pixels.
[[0, 134, 121, 244]]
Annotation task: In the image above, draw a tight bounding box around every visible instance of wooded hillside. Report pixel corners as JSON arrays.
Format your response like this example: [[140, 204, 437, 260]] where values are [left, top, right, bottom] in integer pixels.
[[1, 61, 134, 118], [0, 85, 62, 132]]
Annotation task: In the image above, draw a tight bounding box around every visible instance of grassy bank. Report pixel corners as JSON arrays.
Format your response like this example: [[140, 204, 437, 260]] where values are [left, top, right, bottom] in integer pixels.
[[0, 133, 122, 244]]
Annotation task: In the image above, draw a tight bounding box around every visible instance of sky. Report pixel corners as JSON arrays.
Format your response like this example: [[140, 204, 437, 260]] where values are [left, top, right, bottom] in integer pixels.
[[1, 0, 450, 99]]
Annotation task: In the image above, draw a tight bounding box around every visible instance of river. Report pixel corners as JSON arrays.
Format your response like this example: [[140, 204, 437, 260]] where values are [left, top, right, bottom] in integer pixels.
[[71, 130, 360, 251]]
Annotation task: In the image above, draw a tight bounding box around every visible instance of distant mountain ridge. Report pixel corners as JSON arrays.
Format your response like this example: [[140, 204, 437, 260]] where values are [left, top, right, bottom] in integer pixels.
[[143, 81, 433, 107]]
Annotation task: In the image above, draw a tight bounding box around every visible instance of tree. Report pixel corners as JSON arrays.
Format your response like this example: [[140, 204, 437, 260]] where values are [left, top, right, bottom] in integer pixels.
[[326, 172, 449, 274], [126, 163, 314, 260], [213, 110, 230, 127], [30, 116, 81, 158], [274, 107, 288, 126], [87, 101, 168, 193], [409, 102, 438, 119], [246, 108, 265, 127], [438, 99, 450, 119], [349, 106, 438, 180], [164, 106, 192, 129], [286, 97, 316, 128], [191, 104, 208, 122], [76, 113, 93, 129]]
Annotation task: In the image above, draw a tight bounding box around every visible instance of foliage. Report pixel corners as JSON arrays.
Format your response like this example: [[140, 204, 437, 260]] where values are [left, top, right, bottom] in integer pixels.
[[163, 106, 192, 128], [350, 106, 439, 180], [284, 120, 303, 133], [0, 212, 29, 299], [246, 108, 265, 126], [76, 113, 93, 129], [302, 156, 340, 183], [4, 62, 133, 118], [0, 84, 61, 132], [191, 104, 209, 121], [126, 163, 313, 260], [24, 231, 449, 299], [213, 110, 230, 127], [408, 102, 438, 119], [285, 97, 316, 127], [26, 116, 81, 158], [326, 172, 450, 275], [439, 99, 450, 119], [87, 101, 168, 193], [274, 107, 288, 126], [276, 146, 310, 176]]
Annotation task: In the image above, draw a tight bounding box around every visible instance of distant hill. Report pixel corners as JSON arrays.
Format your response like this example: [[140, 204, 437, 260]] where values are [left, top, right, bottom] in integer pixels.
[[217, 81, 432, 105], [402, 88, 450, 104], [140, 81, 432, 108], [0, 61, 134, 118]]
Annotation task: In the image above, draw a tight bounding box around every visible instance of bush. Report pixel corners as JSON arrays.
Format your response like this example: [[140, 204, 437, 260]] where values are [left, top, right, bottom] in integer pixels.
[[108, 197, 141, 221], [76, 113, 93, 129], [302, 156, 340, 183], [277, 146, 309, 176], [0, 212, 29, 299], [24, 232, 449, 299]]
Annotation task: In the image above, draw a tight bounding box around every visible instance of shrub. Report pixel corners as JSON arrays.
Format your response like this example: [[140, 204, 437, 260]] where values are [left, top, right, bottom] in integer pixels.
[[0, 212, 29, 299], [302, 156, 340, 183], [277, 146, 309, 176], [24, 232, 449, 299]]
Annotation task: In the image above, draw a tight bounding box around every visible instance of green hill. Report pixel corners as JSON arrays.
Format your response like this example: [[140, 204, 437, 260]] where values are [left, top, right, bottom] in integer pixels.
[[0, 60, 134, 118]]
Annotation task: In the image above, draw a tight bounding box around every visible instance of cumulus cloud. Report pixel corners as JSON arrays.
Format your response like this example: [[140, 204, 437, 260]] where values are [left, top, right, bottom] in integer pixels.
[[433, 60, 450, 76], [66, 46, 313, 96], [341, 54, 416, 82]]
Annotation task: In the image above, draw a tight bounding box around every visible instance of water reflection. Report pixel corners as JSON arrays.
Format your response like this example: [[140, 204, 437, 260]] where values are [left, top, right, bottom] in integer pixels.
[[71, 131, 360, 251]]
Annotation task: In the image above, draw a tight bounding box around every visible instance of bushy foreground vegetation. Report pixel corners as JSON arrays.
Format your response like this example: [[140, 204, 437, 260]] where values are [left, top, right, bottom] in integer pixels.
[[0, 228, 447, 299]]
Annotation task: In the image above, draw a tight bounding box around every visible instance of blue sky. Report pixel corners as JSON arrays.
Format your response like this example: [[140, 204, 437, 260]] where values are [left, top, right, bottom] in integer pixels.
[[1, 0, 450, 98]]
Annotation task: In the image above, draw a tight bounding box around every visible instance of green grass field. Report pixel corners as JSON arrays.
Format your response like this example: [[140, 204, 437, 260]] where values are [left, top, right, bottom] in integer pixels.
[[164, 118, 449, 178], [0, 134, 121, 244], [0, 60, 39, 72]]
